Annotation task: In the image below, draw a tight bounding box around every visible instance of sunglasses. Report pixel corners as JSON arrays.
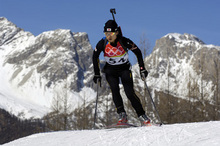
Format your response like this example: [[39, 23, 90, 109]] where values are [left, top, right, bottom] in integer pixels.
[[104, 32, 116, 37]]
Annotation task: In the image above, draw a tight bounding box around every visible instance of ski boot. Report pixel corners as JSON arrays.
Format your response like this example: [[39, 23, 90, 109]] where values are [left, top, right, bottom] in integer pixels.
[[117, 112, 128, 124], [139, 114, 151, 126]]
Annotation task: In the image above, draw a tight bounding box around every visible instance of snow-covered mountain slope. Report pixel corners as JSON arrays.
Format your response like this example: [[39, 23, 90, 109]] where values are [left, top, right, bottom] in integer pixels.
[[0, 17, 219, 121], [133, 33, 220, 101], [0, 17, 96, 119], [4, 121, 220, 146]]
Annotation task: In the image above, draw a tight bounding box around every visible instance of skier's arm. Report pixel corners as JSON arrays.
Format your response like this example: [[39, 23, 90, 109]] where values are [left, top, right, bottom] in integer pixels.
[[92, 39, 104, 75], [124, 37, 148, 79], [122, 37, 145, 69], [131, 47, 145, 69]]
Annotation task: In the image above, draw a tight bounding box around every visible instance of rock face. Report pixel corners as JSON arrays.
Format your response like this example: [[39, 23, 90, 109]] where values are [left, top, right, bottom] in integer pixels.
[[5, 29, 93, 91], [140, 33, 220, 100], [0, 17, 95, 118]]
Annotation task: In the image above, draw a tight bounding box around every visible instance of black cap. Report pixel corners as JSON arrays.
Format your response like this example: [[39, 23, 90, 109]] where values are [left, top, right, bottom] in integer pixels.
[[104, 20, 118, 32]]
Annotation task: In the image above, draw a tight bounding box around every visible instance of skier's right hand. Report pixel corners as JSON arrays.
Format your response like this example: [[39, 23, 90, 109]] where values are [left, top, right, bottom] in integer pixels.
[[93, 75, 101, 86]]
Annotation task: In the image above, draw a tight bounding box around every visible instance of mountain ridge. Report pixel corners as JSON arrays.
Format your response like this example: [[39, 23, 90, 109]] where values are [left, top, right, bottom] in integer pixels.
[[0, 17, 95, 119], [0, 17, 219, 122]]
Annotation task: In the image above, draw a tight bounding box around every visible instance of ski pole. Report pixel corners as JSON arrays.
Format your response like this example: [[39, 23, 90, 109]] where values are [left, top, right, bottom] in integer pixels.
[[93, 79, 101, 129], [142, 74, 163, 125]]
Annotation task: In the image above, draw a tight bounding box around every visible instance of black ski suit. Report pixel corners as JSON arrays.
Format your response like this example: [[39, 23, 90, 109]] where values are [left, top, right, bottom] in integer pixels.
[[92, 36, 146, 117]]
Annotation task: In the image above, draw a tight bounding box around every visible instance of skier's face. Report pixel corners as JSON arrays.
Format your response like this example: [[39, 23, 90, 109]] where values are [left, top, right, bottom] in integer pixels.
[[105, 31, 118, 43]]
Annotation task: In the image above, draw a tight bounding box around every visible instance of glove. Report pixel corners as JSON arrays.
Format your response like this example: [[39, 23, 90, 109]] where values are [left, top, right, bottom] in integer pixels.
[[140, 67, 148, 81], [93, 75, 101, 86]]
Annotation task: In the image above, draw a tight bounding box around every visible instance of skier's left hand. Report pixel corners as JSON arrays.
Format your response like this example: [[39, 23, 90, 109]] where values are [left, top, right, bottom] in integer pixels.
[[140, 67, 148, 81]]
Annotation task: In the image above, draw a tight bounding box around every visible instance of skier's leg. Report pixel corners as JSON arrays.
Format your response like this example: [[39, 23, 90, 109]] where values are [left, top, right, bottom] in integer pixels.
[[120, 70, 145, 117], [105, 70, 126, 114], [120, 70, 151, 125]]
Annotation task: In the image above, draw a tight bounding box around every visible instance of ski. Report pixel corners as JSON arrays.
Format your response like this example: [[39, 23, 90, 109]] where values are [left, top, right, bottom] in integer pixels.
[[106, 122, 162, 129], [106, 122, 138, 128]]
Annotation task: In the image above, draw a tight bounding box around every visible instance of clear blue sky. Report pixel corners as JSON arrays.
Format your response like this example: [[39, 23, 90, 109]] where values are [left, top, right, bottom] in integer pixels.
[[1, 0, 220, 64]]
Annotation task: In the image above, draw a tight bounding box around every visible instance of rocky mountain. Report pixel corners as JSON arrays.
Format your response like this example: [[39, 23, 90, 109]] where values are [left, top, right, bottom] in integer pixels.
[[0, 17, 219, 122], [0, 17, 96, 119], [129, 33, 220, 123], [138, 33, 220, 100]]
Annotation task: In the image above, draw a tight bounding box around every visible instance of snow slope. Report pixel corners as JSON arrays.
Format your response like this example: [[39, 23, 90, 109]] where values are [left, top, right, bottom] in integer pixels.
[[4, 121, 220, 146]]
